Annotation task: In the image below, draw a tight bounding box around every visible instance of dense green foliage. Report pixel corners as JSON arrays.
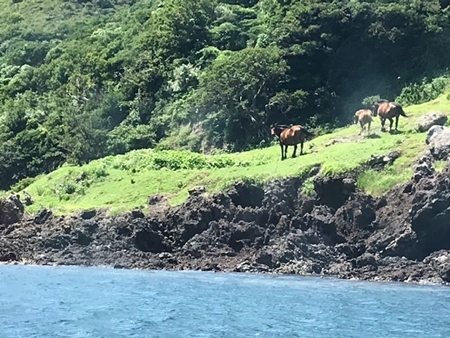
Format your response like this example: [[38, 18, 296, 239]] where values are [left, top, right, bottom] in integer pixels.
[[1, 0, 450, 190], [20, 91, 450, 215]]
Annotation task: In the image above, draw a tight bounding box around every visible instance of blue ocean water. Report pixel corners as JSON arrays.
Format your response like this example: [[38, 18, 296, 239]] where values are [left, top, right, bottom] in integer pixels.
[[0, 265, 450, 338]]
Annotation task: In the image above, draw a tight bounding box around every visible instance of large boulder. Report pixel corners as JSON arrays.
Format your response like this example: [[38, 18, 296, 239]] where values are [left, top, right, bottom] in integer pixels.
[[0, 194, 24, 226], [415, 112, 448, 133], [426, 125, 450, 160], [166, 191, 235, 246], [366, 158, 450, 261], [408, 167, 450, 257], [333, 192, 378, 242]]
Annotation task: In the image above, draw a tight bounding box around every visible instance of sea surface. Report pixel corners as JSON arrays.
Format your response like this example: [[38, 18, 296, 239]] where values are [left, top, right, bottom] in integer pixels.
[[0, 265, 450, 337]]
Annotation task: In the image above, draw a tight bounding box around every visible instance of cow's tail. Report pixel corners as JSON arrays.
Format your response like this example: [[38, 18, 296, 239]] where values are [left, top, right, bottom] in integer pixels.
[[399, 107, 408, 117]]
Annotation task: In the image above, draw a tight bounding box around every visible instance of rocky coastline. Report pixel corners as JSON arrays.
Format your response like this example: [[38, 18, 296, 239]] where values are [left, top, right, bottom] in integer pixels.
[[2, 123, 450, 286]]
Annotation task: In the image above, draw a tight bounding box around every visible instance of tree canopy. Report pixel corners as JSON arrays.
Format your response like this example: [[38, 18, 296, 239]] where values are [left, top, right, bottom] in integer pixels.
[[1, 0, 450, 189]]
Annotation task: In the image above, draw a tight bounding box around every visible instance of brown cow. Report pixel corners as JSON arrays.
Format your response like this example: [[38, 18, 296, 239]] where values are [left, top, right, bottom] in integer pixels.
[[373, 100, 408, 132], [354, 109, 373, 136], [270, 124, 314, 160]]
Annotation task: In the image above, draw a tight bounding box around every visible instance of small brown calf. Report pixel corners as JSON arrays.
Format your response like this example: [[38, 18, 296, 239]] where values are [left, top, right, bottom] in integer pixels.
[[354, 109, 373, 136]]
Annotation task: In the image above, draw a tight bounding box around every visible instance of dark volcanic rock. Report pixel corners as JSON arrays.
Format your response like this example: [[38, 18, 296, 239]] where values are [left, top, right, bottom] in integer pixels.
[[424, 250, 450, 283], [313, 174, 356, 210], [134, 227, 168, 253], [302, 205, 345, 245], [333, 193, 378, 242], [0, 194, 24, 226], [365, 150, 401, 171], [262, 177, 302, 211], [166, 192, 234, 246], [229, 181, 264, 208], [34, 208, 53, 225], [4, 147, 450, 286]]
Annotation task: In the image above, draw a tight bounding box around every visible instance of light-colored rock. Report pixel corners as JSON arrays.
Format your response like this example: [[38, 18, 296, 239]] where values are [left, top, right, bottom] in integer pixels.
[[415, 112, 448, 132], [426, 125, 450, 160]]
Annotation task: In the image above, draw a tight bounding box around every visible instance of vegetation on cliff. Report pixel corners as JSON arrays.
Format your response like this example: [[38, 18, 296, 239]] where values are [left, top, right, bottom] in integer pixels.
[[3, 91, 447, 215], [1, 0, 450, 192]]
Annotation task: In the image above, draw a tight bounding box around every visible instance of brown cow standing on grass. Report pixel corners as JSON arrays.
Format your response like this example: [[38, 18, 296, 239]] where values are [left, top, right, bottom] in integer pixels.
[[270, 124, 314, 160], [373, 100, 408, 132], [354, 109, 373, 136]]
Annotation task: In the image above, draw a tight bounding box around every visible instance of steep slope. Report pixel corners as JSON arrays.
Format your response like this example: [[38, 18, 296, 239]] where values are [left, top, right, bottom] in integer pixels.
[[1, 0, 450, 192], [6, 91, 450, 215], [2, 145, 450, 285]]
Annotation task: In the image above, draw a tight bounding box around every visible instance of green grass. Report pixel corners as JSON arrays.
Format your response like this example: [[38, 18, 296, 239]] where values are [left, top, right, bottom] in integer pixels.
[[6, 91, 450, 215], [433, 160, 447, 173]]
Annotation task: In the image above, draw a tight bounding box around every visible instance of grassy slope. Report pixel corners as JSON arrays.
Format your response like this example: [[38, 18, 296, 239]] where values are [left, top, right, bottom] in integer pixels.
[[6, 92, 450, 215]]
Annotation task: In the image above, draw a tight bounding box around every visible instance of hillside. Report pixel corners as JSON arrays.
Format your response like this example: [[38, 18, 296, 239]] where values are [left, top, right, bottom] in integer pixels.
[[6, 91, 449, 215], [1, 0, 450, 192]]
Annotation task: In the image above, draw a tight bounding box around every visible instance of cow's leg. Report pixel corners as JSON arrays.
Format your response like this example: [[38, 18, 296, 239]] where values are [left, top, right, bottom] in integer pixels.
[[380, 117, 386, 132], [388, 118, 394, 132]]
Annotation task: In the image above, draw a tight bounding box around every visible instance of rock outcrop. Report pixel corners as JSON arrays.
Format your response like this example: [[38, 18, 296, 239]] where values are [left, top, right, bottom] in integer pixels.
[[415, 112, 448, 133], [2, 139, 450, 286], [4, 125, 450, 284], [0, 194, 24, 226], [426, 125, 450, 160]]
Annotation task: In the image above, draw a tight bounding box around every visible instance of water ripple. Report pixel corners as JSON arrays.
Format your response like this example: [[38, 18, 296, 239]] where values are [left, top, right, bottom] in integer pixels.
[[0, 266, 450, 337]]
